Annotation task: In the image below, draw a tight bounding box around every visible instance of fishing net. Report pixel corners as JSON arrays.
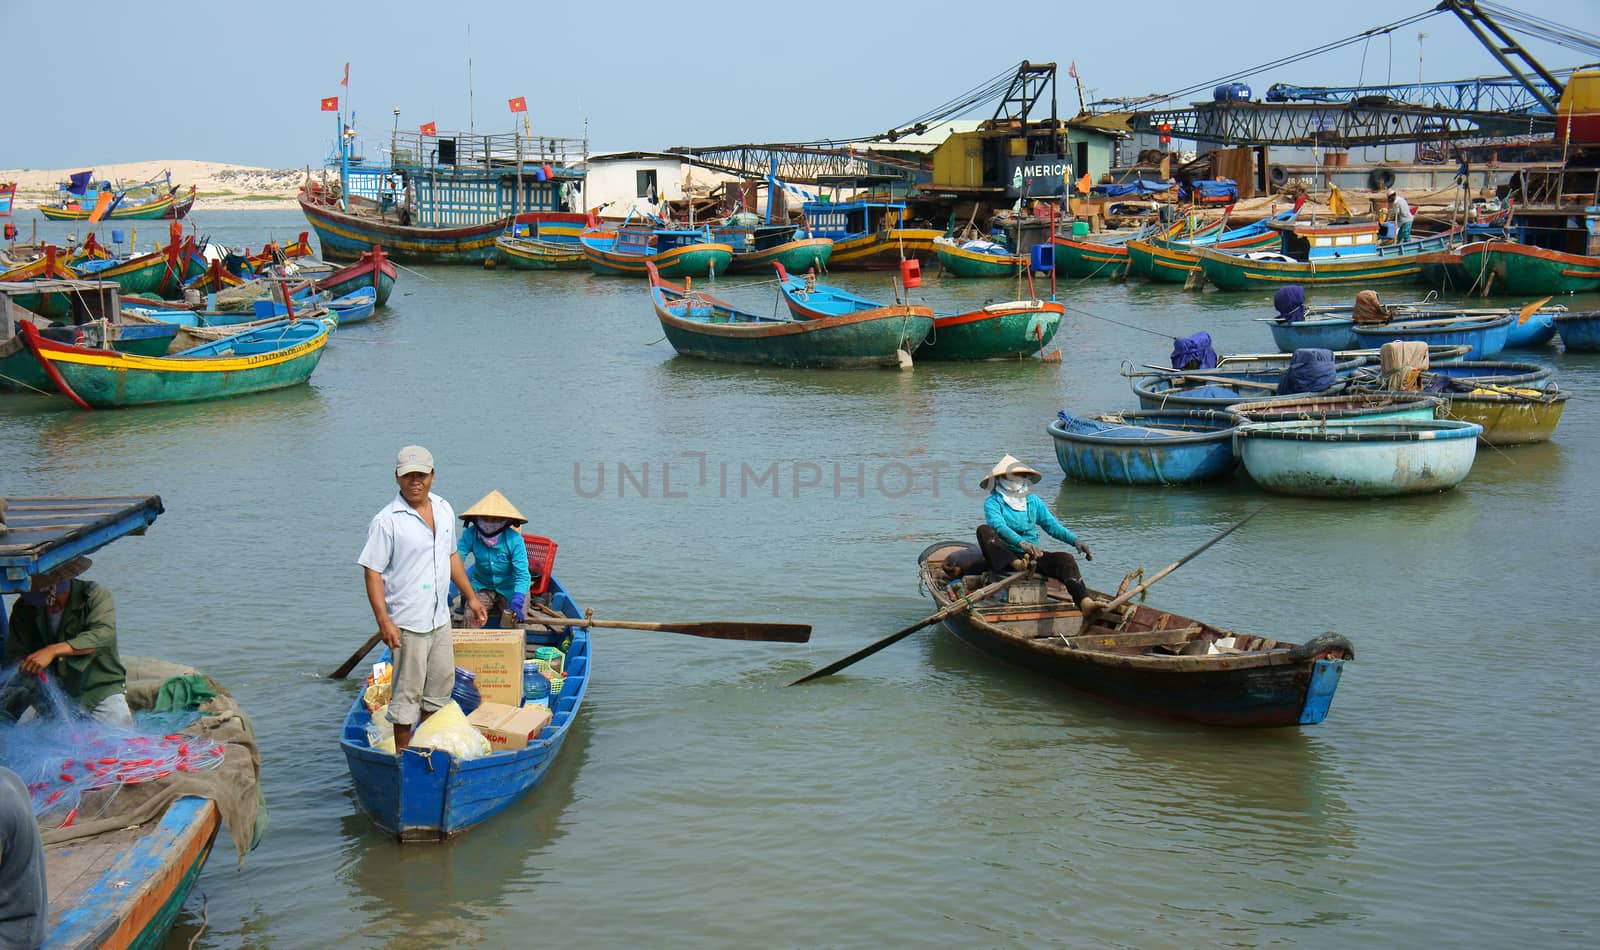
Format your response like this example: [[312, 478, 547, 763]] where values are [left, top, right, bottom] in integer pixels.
[[0, 657, 264, 862], [0, 666, 225, 829]]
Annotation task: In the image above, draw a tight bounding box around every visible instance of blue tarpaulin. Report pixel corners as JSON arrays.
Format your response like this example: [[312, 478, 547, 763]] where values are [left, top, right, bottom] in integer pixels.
[[1171, 331, 1218, 370], [1092, 180, 1175, 198], [1274, 285, 1306, 323], [1277, 348, 1337, 395], [1179, 179, 1239, 203]]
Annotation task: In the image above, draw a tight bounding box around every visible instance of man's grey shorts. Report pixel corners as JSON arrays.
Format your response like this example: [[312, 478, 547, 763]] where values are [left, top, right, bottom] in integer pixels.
[[386, 624, 453, 725]]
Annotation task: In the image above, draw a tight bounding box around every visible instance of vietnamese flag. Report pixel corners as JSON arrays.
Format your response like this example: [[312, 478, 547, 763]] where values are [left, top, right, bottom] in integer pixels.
[[508, 96, 528, 114], [320, 96, 339, 112], [419, 121, 437, 137]]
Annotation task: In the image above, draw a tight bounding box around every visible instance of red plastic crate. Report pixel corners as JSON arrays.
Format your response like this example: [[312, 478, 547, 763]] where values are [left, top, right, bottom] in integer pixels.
[[521, 533, 558, 596]]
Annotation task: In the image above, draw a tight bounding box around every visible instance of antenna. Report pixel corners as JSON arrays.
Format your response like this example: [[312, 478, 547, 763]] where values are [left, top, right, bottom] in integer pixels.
[[467, 24, 475, 134]]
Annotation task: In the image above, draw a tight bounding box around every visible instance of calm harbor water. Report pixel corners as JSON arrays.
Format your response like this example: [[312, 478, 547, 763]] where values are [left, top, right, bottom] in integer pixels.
[[3, 210, 1597, 947]]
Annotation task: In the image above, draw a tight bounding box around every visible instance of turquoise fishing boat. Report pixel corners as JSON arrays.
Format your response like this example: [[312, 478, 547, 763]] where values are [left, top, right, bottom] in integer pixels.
[[1350, 312, 1512, 359], [771, 264, 1059, 360], [1047, 409, 1242, 485], [580, 226, 733, 278], [648, 263, 932, 368], [1235, 418, 1483, 497], [18, 317, 332, 409], [1195, 220, 1456, 290], [933, 237, 1029, 279], [1, 318, 178, 394], [1461, 241, 1600, 295], [1554, 310, 1600, 351], [717, 226, 833, 274]]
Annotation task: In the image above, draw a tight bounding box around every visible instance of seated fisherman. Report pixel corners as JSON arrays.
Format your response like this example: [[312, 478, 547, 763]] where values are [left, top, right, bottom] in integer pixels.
[[456, 491, 533, 623], [975, 455, 1095, 609], [3, 557, 132, 725]]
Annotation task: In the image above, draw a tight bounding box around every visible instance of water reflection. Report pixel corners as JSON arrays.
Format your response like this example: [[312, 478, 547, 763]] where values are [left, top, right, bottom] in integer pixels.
[[336, 713, 592, 942]]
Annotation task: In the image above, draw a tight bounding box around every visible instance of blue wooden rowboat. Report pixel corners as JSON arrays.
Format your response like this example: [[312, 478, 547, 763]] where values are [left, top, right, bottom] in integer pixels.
[[1351, 312, 1512, 360], [917, 542, 1355, 726], [1234, 418, 1483, 497], [1553, 310, 1600, 351], [339, 574, 590, 841], [322, 286, 377, 325], [1047, 409, 1242, 485], [1227, 392, 1440, 423]]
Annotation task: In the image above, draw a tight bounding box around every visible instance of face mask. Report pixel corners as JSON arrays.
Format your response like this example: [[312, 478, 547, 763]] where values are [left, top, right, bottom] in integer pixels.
[[996, 476, 1031, 511], [476, 518, 508, 535], [19, 590, 49, 607]]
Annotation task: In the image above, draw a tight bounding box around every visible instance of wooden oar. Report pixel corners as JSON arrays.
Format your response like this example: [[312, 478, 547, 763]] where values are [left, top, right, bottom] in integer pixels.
[[1517, 296, 1553, 325], [1139, 367, 1282, 392], [519, 616, 811, 643], [1078, 506, 1266, 617], [329, 633, 381, 679], [787, 569, 1033, 686]]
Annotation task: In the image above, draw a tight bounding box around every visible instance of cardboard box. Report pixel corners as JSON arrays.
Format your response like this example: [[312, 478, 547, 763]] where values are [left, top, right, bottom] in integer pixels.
[[451, 629, 525, 706], [467, 701, 553, 751]]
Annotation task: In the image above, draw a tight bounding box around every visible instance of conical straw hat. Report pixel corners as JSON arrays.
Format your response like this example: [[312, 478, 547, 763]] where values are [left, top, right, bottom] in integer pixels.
[[979, 454, 1042, 491], [460, 490, 527, 525]]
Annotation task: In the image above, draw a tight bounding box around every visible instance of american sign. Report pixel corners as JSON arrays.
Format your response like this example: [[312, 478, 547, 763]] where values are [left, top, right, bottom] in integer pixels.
[[1006, 154, 1072, 197]]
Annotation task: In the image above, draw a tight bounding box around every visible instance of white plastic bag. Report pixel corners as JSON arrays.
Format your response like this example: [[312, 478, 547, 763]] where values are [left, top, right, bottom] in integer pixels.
[[410, 701, 491, 761]]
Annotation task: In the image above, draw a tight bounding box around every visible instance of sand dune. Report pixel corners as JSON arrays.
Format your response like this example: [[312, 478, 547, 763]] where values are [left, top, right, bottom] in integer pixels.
[[0, 160, 306, 211]]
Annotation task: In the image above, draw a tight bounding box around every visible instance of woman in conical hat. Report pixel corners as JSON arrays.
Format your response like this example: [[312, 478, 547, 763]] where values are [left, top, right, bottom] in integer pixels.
[[457, 490, 532, 623], [974, 454, 1095, 607]]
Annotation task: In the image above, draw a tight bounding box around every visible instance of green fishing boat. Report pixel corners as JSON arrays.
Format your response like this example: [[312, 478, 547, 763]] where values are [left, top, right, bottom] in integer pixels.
[[74, 250, 181, 299], [1461, 241, 1600, 295], [1051, 235, 1133, 278], [933, 237, 1028, 278], [921, 299, 1064, 360], [648, 263, 931, 368], [17, 317, 330, 408], [1194, 226, 1455, 290]]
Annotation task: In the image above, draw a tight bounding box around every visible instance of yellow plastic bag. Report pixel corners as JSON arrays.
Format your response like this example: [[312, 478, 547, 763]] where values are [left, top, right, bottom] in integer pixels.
[[410, 701, 491, 761]]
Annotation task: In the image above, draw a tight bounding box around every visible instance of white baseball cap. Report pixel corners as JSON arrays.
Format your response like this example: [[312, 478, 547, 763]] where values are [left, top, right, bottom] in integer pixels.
[[395, 445, 434, 476]]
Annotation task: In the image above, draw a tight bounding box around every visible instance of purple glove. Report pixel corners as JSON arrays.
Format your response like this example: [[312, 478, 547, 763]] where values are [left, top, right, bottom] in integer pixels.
[[508, 592, 527, 621]]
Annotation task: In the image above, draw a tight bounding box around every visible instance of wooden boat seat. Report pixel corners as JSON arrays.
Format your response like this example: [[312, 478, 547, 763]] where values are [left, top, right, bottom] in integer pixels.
[[1067, 625, 1203, 651]]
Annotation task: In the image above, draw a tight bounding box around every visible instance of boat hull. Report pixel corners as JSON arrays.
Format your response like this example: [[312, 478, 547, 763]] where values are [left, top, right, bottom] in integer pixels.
[[727, 238, 833, 274], [1504, 310, 1557, 348], [1268, 317, 1358, 352], [825, 229, 942, 269], [1427, 388, 1568, 445], [300, 196, 505, 264], [919, 545, 1352, 727], [1, 324, 177, 393], [1464, 242, 1600, 295], [1351, 314, 1511, 360], [1235, 419, 1482, 496], [340, 581, 590, 841], [1052, 236, 1130, 278], [1047, 411, 1240, 485], [921, 300, 1062, 360], [1195, 235, 1453, 289], [1554, 312, 1600, 351], [44, 797, 220, 950], [661, 305, 932, 368], [934, 241, 1027, 278], [315, 248, 398, 306], [38, 193, 179, 221], [583, 242, 733, 278], [21, 320, 330, 407], [1131, 229, 1282, 282], [495, 235, 585, 270]]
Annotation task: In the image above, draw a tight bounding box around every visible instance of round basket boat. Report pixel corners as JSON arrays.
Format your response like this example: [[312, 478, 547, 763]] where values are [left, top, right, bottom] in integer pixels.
[[1226, 393, 1440, 424], [1048, 409, 1243, 485], [1553, 310, 1600, 352], [1234, 418, 1483, 497], [1415, 360, 1554, 389], [1350, 313, 1512, 360], [1425, 385, 1570, 446]]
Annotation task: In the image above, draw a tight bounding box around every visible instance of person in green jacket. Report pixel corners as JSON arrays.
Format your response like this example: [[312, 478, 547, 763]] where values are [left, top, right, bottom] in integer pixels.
[[4, 557, 132, 725]]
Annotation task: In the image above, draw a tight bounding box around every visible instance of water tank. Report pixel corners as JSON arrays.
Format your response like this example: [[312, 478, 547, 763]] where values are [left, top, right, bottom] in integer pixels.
[[1214, 83, 1253, 102]]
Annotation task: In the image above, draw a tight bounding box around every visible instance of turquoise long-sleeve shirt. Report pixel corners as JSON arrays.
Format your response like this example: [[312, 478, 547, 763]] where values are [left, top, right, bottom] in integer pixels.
[[984, 492, 1078, 554], [457, 527, 532, 600]]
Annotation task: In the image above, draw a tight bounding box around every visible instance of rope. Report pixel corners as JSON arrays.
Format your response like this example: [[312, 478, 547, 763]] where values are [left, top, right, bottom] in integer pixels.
[[1061, 303, 1176, 341]]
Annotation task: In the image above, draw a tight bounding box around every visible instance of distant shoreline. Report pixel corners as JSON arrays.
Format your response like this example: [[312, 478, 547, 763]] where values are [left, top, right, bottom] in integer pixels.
[[1, 160, 305, 213]]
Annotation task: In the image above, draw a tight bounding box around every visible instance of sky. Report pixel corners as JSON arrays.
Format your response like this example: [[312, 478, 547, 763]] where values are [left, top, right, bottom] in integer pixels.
[[5, 0, 1596, 170]]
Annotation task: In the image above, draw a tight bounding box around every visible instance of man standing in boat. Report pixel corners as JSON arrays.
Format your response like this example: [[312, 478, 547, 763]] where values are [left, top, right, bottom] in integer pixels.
[[359, 446, 487, 751], [3, 557, 132, 725], [1387, 190, 1414, 243], [974, 455, 1096, 608]]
